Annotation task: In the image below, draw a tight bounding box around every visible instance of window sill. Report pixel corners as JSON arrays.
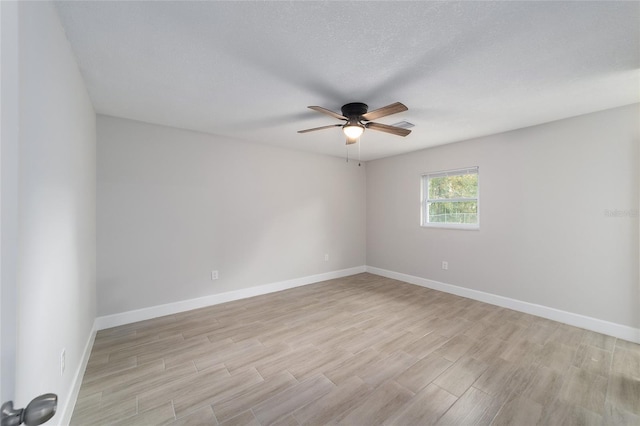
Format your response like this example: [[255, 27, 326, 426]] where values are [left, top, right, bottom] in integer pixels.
[[421, 223, 479, 230]]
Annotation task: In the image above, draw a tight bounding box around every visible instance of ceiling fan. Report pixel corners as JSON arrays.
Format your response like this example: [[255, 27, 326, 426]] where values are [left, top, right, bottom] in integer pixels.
[[298, 102, 411, 144]]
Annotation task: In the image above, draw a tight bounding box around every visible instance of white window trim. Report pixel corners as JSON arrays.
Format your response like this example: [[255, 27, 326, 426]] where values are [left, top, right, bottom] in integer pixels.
[[420, 167, 480, 230]]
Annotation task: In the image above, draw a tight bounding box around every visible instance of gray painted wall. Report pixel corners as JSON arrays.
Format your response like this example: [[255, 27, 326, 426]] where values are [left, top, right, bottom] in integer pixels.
[[367, 104, 639, 328], [1, 0, 19, 404], [97, 116, 367, 316], [10, 1, 96, 415]]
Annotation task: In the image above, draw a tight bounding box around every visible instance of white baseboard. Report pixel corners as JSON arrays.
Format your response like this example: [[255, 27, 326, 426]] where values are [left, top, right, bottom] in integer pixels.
[[57, 323, 97, 425], [94, 263, 639, 342], [95, 266, 367, 330], [366, 266, 640, 344]]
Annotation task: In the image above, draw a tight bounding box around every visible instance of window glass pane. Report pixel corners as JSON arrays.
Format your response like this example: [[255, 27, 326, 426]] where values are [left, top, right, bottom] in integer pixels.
[[428, 201, 478, 224], [422, 167, 479, 228], [428, 174, 478, 199]]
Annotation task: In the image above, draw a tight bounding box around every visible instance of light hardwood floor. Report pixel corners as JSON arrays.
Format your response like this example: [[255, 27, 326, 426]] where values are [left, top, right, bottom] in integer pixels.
[[71, 273, 640, 425]]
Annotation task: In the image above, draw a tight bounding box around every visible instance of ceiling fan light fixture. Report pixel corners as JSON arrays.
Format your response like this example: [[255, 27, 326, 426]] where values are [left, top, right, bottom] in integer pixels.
[[342, 122, 364, 139]]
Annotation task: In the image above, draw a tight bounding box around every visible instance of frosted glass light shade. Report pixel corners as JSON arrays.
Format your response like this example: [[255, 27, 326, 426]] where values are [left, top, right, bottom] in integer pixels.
[[343, 124, 364, 139]]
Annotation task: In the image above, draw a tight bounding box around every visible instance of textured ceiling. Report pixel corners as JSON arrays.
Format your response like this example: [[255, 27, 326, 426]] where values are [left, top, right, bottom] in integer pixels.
[[55, 1, 639, 161]]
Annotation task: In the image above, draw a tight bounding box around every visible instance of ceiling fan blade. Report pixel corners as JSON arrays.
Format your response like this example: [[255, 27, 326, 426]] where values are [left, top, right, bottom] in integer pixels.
[[365, 122, 412, 137], [346, 137, 358, 145], [361, 102, 408, 121], [297, 124, 342, 134], [308, 106, 347, 121]]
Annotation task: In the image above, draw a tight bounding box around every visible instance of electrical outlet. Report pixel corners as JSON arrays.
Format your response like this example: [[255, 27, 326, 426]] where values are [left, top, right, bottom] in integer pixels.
[[60, 349, 66, 376], [442, 261, 448, 270], [211, 270, 219, 280], [324, 254, 329, 262]]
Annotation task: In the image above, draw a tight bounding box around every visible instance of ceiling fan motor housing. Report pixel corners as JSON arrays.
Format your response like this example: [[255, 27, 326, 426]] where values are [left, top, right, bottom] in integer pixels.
[[341, 102, 368, 118]]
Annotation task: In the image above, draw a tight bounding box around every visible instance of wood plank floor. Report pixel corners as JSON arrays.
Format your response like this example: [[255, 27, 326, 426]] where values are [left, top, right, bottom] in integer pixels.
[[71, 273, 640, 425]]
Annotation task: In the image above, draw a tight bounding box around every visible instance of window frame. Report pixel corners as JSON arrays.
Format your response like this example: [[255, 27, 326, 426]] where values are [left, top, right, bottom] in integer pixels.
[[420, 167, 480, 230]]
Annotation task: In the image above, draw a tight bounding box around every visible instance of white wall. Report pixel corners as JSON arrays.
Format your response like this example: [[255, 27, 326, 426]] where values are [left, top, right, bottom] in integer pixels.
[[367, 104, 639, 330], [11, 1, 96, 420], [97, 116, 366, 316], [1, 0, 20, 404]]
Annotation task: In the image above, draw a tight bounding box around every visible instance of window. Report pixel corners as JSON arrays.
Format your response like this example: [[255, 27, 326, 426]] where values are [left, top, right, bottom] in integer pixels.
[[421, 167, 479, 229]]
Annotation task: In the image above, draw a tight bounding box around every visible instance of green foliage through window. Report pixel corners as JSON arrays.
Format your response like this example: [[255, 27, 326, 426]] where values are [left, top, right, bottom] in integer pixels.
[[428, 174, 478, 199], [422, 168, 479, 228]]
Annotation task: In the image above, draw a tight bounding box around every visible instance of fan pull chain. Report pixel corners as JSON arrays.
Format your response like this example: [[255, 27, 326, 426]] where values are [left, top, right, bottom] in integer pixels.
[[358, 137, 361, 166]]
